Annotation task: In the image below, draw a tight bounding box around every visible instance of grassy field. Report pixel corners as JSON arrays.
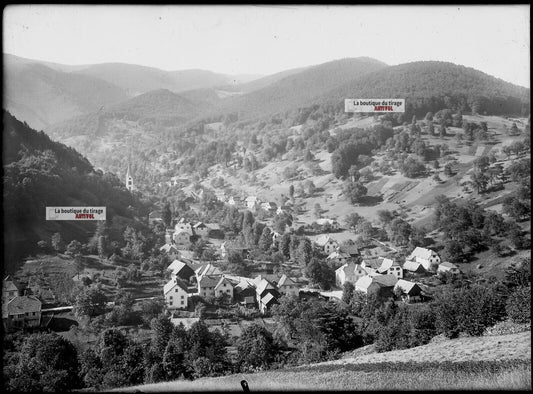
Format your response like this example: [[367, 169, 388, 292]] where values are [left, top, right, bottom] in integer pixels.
[[116, 331, 531, 392]]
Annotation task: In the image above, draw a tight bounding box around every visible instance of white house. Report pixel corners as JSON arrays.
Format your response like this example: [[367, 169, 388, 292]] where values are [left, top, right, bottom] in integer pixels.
[[164, 277, 189, 310], [214, 276, 234, 301], [198, 275, 221, 299], [315, 235, 339, 254], [245, 196, 260, 210], [406, 247, 440, 271], [174, 219, 194, 236], [173, 230, 191, 248], [261, 202, 277, 212], [335, 262, 366, 287]]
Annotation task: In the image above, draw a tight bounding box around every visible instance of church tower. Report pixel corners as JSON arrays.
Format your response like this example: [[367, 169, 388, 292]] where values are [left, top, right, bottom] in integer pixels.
[[126, 164, 134, 192]]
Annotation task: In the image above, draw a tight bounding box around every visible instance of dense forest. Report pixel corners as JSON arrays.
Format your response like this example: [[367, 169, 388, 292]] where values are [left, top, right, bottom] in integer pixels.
[[2, 111, 150, 272]]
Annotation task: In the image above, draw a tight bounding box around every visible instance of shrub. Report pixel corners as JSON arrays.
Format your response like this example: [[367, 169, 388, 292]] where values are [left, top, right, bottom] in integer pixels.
[[505, 285, 531, 323]]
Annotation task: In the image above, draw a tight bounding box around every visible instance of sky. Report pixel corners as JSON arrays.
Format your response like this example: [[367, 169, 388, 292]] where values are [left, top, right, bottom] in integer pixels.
[[3, 5, 530, 87]]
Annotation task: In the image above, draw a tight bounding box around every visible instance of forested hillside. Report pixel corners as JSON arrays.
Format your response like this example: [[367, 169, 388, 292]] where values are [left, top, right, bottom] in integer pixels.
[[318, 61, 530, 117], [2, 111, 149, 272], [213, 57, 388, 120]]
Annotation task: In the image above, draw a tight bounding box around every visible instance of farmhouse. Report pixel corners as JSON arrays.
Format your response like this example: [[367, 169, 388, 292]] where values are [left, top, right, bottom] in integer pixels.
[[193, 221, 209, 238], [174, 218, 194, 236], [315, 235, 339, 254], [277, 274, 299, 297], [245, 196, 260, 210], [160, 243, 180, 260], [354, 276, 382, 296], [327, 251, 351, 265], [3, 295, 42, 329], [214, 276, 234, 301], [198, 275, 221, 299], [394, 279, 423, 303], [438, 261, 461, 274], [315, 218, 340, 230], [2, 276, 24, 316], [377, 258, 403, 279], [402, 260, 426, 273], [254, 277, 280, 314], [261, 201, 277, 212], [335, 262, 366, 287], [173, 230, 192, 248], [164, 277, 189, 310], [406, 247, 440, 271], [167, 259, 196, 282]]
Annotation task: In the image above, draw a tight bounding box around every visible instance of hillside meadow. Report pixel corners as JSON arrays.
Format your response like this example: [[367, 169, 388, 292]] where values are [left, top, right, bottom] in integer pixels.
[[116, 331, 531, 391]]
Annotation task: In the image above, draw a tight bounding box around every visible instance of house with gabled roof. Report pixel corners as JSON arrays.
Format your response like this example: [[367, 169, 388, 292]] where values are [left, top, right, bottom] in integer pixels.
[[175, 218, 194, 236], [4, 295, 42, 328], [198, 275, 221, 299], [261, 201, 278, 212], [394, 279, 423, 302], [214, 276, 234, 302], [315, 218, 340, 230], [164, 277, 189, 310], [277, 275, 299, 297], [335, 262, 366, 287], [437, 261, 460, 274], [327, 251, 351, 266], [254, 276, 280, 314], [2, 276, 24, 317], [167, 259, 196, 282], [355, 274, 397, 298], [160, 243, 180, 260], [377, 257, 403, 279], [402, 260, 426, 273], [338, 243, 360, 258], [233, 279, 257, 308], [314, 235, 339, 254], [193, 222, 209, 238], [406, 247, 440, 271], [195, 263, 222, 279]]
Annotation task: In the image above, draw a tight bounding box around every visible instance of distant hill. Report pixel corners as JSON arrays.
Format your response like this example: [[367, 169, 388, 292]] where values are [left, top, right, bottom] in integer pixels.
[[212, 57, 388, 120], [4, 56, 129, 130], [76, 63, 234, 95], [318, 61, 530, 116], [2, 111, 146, 272], [224, 65, 310, 93], [3, 53, 265, 130]]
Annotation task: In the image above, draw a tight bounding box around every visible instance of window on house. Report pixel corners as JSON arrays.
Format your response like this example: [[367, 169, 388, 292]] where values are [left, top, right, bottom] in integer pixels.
[[181, 301, 184, 305], [175, 288, 179, 292], [181, 295, 184, 299]]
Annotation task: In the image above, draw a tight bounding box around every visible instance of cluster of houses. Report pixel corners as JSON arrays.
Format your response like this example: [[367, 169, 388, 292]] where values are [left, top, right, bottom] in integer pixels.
[[333, 246, 461, 302], [214, 192, 293, 216], [163, 259, 300, 314]]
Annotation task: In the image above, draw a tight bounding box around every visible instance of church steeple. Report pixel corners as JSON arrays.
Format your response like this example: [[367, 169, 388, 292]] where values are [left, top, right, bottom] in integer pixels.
[[126, 164, 134, 191]]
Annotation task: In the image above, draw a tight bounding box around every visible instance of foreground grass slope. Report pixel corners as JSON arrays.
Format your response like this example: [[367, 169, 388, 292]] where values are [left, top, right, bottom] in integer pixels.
[[117, 331, 531, 392]]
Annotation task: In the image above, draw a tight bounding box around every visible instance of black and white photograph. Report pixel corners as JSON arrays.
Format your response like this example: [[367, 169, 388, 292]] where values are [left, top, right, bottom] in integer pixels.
[[2, 4, 531, 391]]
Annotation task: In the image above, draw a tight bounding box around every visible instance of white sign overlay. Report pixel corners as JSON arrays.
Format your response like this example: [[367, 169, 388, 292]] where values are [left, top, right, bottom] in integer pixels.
[[345, 99, 405, 113]]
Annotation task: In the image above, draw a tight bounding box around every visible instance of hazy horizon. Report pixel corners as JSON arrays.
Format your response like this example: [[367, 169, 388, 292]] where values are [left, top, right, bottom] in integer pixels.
[[3, 5, 530, 87]]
